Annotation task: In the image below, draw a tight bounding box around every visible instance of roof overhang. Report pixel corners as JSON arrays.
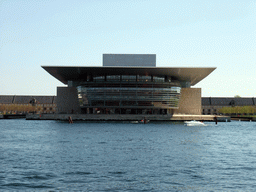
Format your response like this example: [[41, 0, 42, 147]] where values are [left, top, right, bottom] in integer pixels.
[[42, 66, 216, 86]]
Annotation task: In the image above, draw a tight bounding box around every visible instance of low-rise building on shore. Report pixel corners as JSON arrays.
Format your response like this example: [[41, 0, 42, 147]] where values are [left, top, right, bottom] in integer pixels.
[[1, 96, 255, 117], [0, 95, 56, 114], [202, 97, 256, 115]]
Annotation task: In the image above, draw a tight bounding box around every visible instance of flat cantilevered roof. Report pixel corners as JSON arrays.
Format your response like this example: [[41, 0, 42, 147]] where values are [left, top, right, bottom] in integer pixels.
[[42, 66, 216, 86]]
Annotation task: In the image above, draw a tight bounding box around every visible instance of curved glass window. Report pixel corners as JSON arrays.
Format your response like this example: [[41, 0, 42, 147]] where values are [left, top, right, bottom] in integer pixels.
[[77, 86, 181, 108]]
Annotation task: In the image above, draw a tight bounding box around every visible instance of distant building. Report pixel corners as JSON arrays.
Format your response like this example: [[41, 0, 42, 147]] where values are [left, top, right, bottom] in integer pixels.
[[202, 97, 256, 115], [42, 54, 215, 116], [0, 95, 56, 114]]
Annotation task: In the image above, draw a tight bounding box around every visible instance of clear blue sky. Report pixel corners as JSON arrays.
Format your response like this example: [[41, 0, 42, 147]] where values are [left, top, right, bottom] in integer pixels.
[[1, 0, 255, 97]]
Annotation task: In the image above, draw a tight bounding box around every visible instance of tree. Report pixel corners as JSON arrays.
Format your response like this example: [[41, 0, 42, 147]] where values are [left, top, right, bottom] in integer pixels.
[[219, 107, 232, 115], [0, 105, 4, 114], [219, 105, 256, 116]]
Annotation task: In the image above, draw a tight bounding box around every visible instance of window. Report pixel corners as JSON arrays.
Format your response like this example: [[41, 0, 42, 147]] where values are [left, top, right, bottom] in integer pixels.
[[137, 75, 151, 82], [94, 76, 105, 82], [153, 76, 165, 82], [107, 75, 120, 81], [122, 75, 136, 81]]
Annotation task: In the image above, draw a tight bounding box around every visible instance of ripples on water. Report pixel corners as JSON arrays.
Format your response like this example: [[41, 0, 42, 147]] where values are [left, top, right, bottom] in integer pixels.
[[0, 120, 256, 191]]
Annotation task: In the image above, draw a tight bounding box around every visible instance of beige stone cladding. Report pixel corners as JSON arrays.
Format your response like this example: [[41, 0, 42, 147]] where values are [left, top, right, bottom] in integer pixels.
[[57, 87, 81, 114], [175, 88, 201, 115]]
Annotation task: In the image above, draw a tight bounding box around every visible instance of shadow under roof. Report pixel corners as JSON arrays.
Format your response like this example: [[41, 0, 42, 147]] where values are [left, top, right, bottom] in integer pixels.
[[42, 66, 216, 86]]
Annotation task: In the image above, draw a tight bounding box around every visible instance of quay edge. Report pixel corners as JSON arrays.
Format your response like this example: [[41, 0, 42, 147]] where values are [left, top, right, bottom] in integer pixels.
[[26, 114, 231, 122]]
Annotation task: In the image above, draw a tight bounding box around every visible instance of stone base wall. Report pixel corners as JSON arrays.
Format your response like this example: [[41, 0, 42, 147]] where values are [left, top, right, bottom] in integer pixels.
[[56, 87, 81, 114], [174, 88, 201, 115]]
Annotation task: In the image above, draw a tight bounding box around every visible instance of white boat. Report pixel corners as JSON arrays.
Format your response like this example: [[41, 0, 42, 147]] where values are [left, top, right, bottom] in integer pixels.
[[184, 120, 206, 126]]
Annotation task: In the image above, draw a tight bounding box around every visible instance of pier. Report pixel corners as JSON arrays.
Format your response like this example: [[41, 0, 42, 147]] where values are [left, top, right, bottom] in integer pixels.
[[0, 114, 26, 119]]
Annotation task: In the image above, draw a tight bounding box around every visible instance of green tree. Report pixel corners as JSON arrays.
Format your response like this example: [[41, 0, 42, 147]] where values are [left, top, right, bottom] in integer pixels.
[[219, 106, 232, 115]]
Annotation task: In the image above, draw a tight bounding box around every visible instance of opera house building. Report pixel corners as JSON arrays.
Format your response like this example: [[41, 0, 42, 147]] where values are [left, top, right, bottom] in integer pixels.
[[42, 54, 215, 117]]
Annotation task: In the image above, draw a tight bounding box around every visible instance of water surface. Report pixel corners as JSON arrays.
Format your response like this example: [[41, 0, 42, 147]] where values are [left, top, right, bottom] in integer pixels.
[[0, 120, 256, 191]]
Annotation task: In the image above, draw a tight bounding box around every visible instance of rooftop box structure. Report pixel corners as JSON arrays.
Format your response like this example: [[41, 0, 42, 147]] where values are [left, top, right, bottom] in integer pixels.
[[103, 54, 156, 67]]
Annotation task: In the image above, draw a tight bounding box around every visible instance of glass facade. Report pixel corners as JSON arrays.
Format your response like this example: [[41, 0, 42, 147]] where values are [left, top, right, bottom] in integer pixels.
[[77, 75, 181, 115]]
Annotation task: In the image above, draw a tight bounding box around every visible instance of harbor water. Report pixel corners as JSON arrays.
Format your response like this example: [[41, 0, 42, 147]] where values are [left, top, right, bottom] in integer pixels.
[[1, 120, 256, 191]]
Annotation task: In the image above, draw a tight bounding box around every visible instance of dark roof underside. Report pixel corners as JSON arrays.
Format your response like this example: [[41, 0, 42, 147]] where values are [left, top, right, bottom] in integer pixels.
[[42, 66, 216, 86]]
